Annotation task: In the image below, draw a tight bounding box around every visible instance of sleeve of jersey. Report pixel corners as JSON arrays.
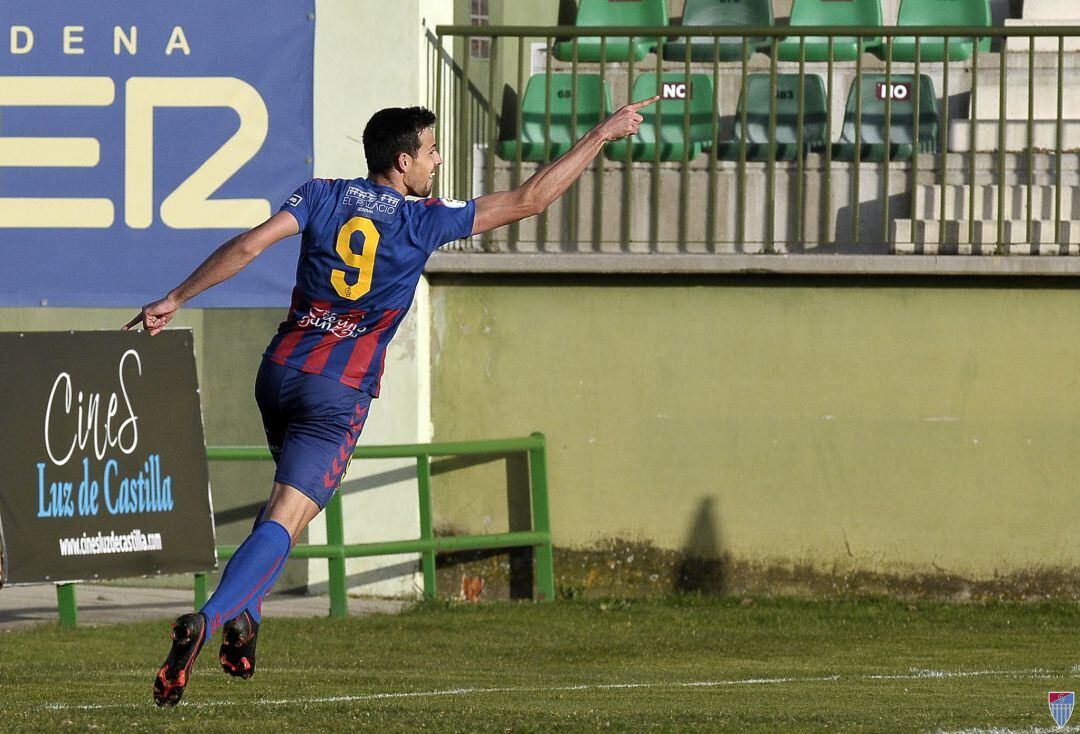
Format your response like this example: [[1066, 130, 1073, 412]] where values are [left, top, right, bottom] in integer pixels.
[[414, 198, 477, 253], [278, 179, 327, 232]]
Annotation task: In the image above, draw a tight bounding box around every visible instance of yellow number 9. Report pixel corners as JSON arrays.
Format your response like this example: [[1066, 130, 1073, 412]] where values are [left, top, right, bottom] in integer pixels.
[[331, 216, 381, 300]]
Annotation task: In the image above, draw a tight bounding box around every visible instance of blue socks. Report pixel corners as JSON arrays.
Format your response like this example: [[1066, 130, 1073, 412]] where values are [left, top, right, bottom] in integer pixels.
[[201, 519, 291, 634]]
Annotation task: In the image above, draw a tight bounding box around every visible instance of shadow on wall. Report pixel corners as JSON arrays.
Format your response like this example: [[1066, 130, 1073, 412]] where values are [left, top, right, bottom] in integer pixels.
[[673, 497, 726, 594]]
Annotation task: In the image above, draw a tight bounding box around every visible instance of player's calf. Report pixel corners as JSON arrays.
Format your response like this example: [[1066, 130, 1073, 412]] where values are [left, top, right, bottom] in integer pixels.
[[153, 612, 208, 707], [219, 609, 260, 679]]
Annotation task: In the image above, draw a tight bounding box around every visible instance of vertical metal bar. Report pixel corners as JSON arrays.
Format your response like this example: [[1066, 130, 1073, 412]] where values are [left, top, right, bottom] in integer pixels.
[[853, 45, 863, 245], [797, 38, 806, 247], [416, 455, 437, 601], [650, 35, 664, 250], [593, 37, 608, 251], [679, 40, 691, 251], [1056, 35, 1064, 246], [57, 583, 77, 629], [621, 39, 636, 250], [706, 37, 720, 249], [528, 433, 555, 603], [737, 37, 749, 247], [484, 36, 498, 252], [539, 36, 553, 250], [1024, 36, 1034, 246], [968, 39, 978, 249], [939, 39, 950, 247], [194, 572, 209, 610], [462, 42, 472, 201], [569, 37, 580, 248], [766, 37, 778, 253], [882, 36, 892, 248], [324, 492, 348, 618], [824, 37, 834, 246], [510, 36, 525, 246], [913, 37, 922, 249], [435, 34, 445, 199], [996, 37, 1005, 252]]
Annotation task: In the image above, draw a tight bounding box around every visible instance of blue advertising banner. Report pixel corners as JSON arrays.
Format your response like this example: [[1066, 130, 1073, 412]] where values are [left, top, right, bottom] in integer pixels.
[[0, 1, 314, 306]]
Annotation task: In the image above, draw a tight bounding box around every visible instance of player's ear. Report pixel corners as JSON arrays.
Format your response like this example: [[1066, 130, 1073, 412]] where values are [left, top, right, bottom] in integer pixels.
[[395, 151, 412, 175]]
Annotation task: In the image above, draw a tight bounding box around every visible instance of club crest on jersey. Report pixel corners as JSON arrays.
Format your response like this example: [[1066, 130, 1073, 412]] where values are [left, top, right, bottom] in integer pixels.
[[344, 186, 400, 221], [299, 307, 366, 338]]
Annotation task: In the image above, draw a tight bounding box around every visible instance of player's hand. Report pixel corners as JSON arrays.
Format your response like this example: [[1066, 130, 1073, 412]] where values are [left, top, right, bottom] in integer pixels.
[[598, 96, 659, 141], [122, 296, 180, 336]]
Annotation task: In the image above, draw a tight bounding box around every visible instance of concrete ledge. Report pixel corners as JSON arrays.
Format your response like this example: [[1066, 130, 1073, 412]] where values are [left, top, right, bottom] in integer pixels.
[[426, 252, 1080, 277]]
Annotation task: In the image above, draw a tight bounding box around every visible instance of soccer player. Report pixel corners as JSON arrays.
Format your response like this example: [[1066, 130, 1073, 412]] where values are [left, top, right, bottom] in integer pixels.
[[125, 96, 657, 706]]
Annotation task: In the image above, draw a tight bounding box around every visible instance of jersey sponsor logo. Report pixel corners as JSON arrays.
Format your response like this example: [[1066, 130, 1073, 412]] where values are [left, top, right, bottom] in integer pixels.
[[298, 306, 366, 338], [343, 186, 400, 221], [286, 193, 303, 207]]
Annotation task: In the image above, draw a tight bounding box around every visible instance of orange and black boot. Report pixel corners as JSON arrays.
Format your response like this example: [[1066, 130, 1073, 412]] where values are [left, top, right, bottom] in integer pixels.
[[153, 612, 207, 706], [219, 609, 259, 680]]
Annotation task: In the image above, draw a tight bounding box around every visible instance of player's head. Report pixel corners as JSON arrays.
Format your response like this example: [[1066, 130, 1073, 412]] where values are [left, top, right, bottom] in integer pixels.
[[363, 106, 441, 197]]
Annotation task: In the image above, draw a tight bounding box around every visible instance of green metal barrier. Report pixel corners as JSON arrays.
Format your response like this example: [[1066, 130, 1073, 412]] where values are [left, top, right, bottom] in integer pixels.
[[54, 434, 554, 627], [431, 24, 1080, 255], [198, 434, 554, 615]]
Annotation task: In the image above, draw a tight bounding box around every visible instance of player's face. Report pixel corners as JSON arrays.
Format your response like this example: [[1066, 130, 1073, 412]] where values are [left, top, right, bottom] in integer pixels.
[[404, 127, 442, 198]]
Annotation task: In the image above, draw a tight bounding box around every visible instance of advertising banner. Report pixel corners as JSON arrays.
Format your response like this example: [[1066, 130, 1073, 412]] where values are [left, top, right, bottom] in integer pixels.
[[0, 1, 314, 306], [0, 331, 215, 585]]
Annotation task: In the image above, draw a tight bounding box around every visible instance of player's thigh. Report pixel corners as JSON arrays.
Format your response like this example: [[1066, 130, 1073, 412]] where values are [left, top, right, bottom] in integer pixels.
[[273, 373, 372, 510]]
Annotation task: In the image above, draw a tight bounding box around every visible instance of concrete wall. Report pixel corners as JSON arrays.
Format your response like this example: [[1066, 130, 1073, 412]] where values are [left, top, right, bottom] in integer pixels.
[[428, 276, 1080, 579]]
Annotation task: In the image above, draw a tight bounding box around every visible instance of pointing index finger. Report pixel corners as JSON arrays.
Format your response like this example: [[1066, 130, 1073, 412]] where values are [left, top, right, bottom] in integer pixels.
[[628, 95, 660, 111]]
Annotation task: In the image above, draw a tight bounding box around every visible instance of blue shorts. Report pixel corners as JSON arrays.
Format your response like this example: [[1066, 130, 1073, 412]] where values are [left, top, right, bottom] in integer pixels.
[[254, 358, 373, 509]]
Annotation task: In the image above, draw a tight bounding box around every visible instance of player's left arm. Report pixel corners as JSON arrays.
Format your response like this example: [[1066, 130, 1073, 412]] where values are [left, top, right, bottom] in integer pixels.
[[470, 96, 658, 236], [122, 211, 299, 335]]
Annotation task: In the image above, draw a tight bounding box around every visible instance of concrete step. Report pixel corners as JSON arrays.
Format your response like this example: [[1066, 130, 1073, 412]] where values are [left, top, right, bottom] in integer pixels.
[[915, 184, 1080, 221], [1005, 20, 1080, 53], [891, 218, 1080, 254], [1020, 0, 1076, 21], [949, 119, 1080, 152]]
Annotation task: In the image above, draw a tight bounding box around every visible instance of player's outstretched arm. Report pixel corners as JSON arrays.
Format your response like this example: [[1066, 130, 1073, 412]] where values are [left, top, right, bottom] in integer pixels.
[[122, 211, 299, 335], [470, 96, 659, 236]]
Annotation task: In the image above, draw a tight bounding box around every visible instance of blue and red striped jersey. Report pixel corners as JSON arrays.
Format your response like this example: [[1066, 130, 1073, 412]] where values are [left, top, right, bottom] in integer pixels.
[[264, 177, 475, 396]]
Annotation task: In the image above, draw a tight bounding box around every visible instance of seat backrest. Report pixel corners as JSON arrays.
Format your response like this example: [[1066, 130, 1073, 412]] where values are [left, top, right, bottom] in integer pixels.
[[681, 0, 774, 27], [733, 74, 828, 144], [519, 74, 612, 144], [839, 74, 939, 145], [573, 0, 669, 28], [630, 73, 717, 141], [896, 0, 990, 26], [789, 0, 883, 26]]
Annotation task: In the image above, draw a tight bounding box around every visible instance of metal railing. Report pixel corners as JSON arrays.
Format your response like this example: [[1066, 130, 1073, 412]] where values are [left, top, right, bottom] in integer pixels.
[[53, 434, 554, 627], [431, 24, 1080, 256]]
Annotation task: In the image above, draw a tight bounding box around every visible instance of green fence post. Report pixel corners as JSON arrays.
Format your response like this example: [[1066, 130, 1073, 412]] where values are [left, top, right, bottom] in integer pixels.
[[528, 433, 555, 602], [56, 583, 77, 628], [194, 572, 209, 610], [325, 493, 348, 617], [416, 455, 437, 600]]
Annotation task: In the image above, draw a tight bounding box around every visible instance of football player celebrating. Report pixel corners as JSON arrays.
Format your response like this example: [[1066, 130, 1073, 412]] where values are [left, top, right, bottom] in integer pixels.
[[126, 96, 657, 706]]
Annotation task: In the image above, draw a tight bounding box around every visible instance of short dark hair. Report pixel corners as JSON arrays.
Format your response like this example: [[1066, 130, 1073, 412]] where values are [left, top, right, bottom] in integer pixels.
[[362, 106, 437, 176]]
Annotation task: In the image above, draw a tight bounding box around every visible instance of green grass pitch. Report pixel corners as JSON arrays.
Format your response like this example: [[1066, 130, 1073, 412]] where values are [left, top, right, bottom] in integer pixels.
[[2, 597, 1079, 733]]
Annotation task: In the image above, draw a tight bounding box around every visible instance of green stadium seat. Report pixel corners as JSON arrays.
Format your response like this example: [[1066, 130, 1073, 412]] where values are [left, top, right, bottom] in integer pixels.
[[497, 73, 613, 162], [776, 0, 883, 62], [881, 0, 991, 62], [715, 74, 829, 161], [832, 74, 940, 162], [604, 73, 716, 162], [662, 0, 774, 62], [552, 0, 668, 63]]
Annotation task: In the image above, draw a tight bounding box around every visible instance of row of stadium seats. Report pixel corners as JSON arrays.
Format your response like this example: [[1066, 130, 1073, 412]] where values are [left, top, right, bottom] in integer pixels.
[[497, 72, 939, 163], [554, 0, 992, 63]]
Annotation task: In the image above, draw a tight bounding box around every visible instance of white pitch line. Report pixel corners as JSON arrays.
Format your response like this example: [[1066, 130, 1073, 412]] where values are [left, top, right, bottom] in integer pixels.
[[40, 668, 1069, 712]]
